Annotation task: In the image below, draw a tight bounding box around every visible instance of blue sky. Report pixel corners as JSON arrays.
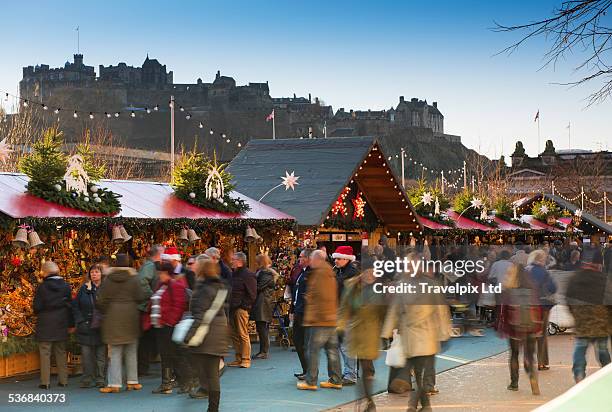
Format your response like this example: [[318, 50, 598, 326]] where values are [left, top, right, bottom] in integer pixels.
[[1, 0, 610, 159]]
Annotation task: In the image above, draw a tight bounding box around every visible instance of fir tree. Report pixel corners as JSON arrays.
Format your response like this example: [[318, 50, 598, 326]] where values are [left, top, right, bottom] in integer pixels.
[[19, 127, 67, 188]]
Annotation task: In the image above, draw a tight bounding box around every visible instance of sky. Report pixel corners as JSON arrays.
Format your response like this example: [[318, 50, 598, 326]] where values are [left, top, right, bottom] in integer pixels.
[[1, 0, 610, 160]]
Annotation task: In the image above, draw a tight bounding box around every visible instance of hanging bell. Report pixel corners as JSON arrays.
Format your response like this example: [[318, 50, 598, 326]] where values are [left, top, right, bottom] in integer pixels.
[[27, 230, 44, 248], [255, 234, 264, 244], [111, 226, 125, 243], [187, 229, 201, 243], [179, 228, 189, 242], [119, 225, 132, 242], [244, 227, 256, 243], [12, 228, 29, 248]]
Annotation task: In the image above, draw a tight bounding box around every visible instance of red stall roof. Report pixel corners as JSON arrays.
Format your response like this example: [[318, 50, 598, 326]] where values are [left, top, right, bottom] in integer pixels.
[[520, 215, 565, 233], [0, 173, 294, 221], [418, 215, 453, 230], [446, 209, 493, 231], [493, 216, 528, 231]]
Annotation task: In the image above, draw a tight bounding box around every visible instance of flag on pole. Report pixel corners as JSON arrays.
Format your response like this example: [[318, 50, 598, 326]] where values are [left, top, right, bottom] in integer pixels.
[[265, 109, 274, 122], [566, 122, 571, 129], [534, 110, 539, 122]]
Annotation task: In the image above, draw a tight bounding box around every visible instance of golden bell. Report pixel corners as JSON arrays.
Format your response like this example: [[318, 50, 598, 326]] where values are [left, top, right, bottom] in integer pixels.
[[179, 228, 189, 242], [28, 230, 44, 248], [187, 229, 201, 243], [119, 225, 132, 242], [244, 227, 257, 243], [111, 226, 125, 243], [12, 228, 29, 248]]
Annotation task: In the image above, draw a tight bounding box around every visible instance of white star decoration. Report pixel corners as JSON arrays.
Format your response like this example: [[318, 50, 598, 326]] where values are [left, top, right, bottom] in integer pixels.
[[0, 138, 13, 164], [281, 171, 300, 191], [574, 209, 583, 218], [421, 192, 433, 206], [540, 205, 549, 214], [470, 197, 483, 209]]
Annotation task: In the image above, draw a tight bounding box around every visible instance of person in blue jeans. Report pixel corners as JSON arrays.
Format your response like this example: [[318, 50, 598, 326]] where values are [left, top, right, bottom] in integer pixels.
[[297, 250, 343, 390], [566, 250, 611, 382]]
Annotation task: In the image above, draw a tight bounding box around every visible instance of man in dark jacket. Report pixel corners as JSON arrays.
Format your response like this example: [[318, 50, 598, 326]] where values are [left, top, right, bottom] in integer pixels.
[[291, 249, 312, 379], [33, 261, 73, 389], [332, 245, 359, 385], [137, 244, 162, 376], [227, 252, 257, 368], [566, 251, 611, 382]]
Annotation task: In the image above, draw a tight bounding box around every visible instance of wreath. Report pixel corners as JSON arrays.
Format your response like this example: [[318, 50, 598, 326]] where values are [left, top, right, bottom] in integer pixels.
[[18, 128, 121, 214], [173, 150, 250, 213]]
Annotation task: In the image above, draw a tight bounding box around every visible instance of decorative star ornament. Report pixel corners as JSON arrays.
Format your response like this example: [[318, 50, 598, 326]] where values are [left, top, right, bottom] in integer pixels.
[[470, 197, 483, 209], [421, 192, 433, 206], [574, 209, 583, 218], [540, 205, 549, 215], [0, 138, 13, 164], [281, 171, 300, 191]]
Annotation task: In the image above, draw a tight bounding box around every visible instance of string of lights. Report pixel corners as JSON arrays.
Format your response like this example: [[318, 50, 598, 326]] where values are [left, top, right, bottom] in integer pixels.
[[386, 151, 464, 176], [1, 90, 244, 148]]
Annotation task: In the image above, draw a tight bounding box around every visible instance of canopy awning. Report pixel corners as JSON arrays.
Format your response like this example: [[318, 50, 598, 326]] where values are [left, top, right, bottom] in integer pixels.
[[493, 216, 528, 231], [445, 210, 493, 231], [0, 173, 294, 221], [418, 215, 452, 230], [520, 215, 565, 233]]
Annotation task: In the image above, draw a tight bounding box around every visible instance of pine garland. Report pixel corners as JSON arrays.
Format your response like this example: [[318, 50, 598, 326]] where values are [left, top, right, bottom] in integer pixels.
[[173, 150, 250, 213], [17, 128, 121, 215]]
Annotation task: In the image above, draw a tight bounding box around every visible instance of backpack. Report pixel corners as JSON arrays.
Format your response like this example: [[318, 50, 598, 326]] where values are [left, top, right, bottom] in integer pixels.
[[506, 287, 542, 333]]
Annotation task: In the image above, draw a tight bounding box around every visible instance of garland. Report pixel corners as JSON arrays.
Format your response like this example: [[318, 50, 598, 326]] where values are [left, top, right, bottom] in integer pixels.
[[18, 128, 121, 215], [407, 181, 454, 227], [173, 150, 249, 213], [532, 199, 561, 222]]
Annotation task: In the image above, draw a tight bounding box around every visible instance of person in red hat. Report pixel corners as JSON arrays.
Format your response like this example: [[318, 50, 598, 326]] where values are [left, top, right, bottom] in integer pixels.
[[331, 245, 360, 386]]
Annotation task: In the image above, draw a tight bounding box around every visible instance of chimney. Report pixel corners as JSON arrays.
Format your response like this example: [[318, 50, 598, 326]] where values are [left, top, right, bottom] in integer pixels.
[[411, 98, 418, 103], [309, 93, 312, 103], [315, 97, 319, 105], [399, 96, 405, 103], [293, 93, 296, 99], [215, 70, 220, 80], [433, 102, 437, 108]]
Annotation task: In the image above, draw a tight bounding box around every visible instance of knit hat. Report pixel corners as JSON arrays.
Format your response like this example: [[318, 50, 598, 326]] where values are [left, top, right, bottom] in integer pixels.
[[162, 246, 181, 261], [41, 261, 59, 276], [332, 245, 355, 261]]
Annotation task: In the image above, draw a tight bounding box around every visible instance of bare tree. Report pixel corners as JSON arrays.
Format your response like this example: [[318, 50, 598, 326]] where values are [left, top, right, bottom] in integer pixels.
[[495, 0, 612, 105]]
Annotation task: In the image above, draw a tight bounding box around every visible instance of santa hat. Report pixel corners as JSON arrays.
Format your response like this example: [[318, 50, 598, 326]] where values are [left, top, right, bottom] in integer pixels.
[[162, 246, 181, 261], [332, 245, 355, 261]]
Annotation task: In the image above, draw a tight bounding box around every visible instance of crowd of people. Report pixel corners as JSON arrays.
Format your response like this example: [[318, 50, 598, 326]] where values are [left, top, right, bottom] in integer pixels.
[[29, 237, 612, 412]]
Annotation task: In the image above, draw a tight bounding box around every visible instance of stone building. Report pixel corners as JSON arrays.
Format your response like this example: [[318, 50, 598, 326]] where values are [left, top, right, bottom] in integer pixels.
[[508, 139, 612, 221]]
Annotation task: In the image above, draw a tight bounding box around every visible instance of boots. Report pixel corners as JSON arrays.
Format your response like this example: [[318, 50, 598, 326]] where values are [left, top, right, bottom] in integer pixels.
[[152, 368, 173, 394], [207, 391, 220, 412]]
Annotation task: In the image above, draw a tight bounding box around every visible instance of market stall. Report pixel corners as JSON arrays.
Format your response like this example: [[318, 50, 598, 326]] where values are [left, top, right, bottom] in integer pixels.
[[0, 172, 295, 378]]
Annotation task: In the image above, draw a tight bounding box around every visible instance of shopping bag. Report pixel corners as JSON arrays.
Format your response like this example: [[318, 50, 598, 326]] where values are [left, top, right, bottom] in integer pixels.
[[385, 331, 406, 368], [172, 317, 194, 344]]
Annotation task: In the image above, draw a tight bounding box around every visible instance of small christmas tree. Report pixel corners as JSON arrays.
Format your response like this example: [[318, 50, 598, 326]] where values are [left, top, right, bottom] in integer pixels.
[[76, 131, 106, 182], [19, 127, 67, 190], [173, 149, 249, 213]]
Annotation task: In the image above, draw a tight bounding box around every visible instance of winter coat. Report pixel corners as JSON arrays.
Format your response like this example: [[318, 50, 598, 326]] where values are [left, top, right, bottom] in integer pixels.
[[96, 267, 145, 345], [155, 279, 187, 327], [229, 267, 257, 312], [381, 276, 450, 359], [291, 266, 309, 314], [138, 259, 158, 312], [303, 263, 338, 327], [526, 264, 557, 308], [186, 276, 230, 356], [33, 275, 74, 342], [567, 268, 610, 338], [252, 268, 278, 322], [337, 273, 387, 360], [71, 281, 103, 346], [334, 262, 359, 300]]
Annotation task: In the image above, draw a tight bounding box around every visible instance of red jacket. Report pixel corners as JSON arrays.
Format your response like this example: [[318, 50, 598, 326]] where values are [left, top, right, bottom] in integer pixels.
[[157, 279, 187, 327]]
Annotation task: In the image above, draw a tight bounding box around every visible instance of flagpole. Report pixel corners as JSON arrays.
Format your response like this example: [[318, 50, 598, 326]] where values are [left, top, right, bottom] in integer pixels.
[[272, 110, 276, 140], [170, 95, 175, 183], [537, 115, 541, 153], [568, 121, 571, 150]]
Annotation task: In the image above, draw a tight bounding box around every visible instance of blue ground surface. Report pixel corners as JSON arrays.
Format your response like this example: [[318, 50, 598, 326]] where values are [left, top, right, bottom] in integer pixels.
[[0, 330, 507, 412]]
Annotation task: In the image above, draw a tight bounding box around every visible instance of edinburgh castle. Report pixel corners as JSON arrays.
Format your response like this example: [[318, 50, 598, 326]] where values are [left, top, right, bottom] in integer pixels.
[[19, 54, 470, 170]]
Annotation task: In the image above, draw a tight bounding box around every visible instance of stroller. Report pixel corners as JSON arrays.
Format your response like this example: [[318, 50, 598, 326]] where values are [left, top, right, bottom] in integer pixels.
[[272, 299, 291, 349]]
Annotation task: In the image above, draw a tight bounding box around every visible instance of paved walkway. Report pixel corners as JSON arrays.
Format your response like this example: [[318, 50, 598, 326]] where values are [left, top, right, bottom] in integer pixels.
[[333, 334, 604, 412], [0, 331, 507, 411]]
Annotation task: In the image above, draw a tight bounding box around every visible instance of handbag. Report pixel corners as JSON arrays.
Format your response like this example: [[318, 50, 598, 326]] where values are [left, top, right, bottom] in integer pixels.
[[89, 294, 103, 329], [385, 330, 406, 368], [172, 316, 194, 344], [185, 289, 228, 347]]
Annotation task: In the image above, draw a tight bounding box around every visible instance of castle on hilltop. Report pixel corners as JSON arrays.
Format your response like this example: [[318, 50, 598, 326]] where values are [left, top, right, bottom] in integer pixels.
[[19, 54, 459, 160]]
